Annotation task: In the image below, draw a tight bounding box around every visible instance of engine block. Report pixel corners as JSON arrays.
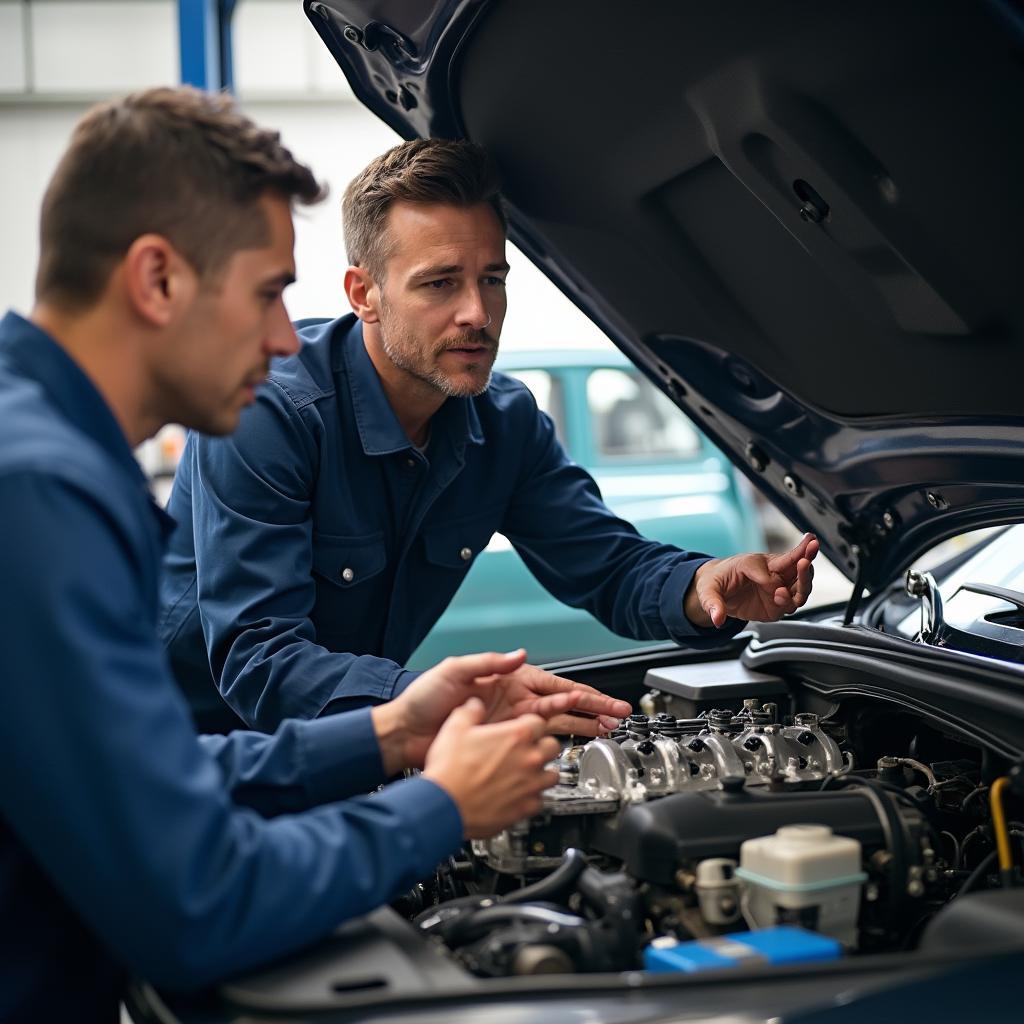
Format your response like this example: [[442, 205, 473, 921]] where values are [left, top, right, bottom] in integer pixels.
[[473, 701, 848, 874]]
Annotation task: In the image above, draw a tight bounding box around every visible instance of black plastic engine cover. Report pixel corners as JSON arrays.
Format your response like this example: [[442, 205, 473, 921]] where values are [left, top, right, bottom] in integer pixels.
[[589, 787, 894, 886]]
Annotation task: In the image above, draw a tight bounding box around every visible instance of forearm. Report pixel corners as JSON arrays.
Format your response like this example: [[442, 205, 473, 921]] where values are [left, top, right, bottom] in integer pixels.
[[197, 708, 388, 813], [212, 622, 415, 729]]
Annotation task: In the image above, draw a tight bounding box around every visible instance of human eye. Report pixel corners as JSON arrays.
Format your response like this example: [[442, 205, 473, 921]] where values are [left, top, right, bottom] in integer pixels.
[[483, 275, 507, 287], [423, 278, 453, 290]]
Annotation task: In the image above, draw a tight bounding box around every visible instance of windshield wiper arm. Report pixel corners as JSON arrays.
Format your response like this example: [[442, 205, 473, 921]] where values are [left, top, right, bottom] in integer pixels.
[[957, 582, 1024, 613]]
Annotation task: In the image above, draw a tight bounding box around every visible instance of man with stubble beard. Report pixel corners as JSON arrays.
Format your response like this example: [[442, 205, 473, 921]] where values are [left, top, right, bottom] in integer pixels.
[[160, 139, 817, 735]]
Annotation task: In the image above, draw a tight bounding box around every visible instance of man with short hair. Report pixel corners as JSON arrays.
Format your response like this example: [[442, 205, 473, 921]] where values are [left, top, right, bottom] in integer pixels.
[[161, 138, 817, 734], [0, 90, 572, 1023]]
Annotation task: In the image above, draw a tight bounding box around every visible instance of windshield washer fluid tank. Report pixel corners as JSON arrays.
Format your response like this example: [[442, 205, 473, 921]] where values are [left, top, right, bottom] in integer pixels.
[[736, 825, 866, 947]]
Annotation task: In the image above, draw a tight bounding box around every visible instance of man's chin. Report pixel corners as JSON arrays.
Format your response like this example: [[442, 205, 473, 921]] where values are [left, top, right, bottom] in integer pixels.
[[182, 405, 244, 438], [437, 370, 492, 398]]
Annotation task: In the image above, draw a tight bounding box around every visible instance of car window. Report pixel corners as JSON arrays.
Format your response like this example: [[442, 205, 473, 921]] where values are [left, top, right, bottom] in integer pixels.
[[505, 369, 568, 446], [587, 368, 700, 461]]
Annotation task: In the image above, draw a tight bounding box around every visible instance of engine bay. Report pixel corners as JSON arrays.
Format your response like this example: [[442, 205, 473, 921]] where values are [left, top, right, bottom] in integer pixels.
[[401, 657, 1024, 979]]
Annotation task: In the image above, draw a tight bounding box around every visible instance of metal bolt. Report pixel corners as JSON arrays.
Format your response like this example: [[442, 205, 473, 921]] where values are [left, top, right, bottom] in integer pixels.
[[927, 491, 948, 510], [882, 510, 896, 530], [783, 474, 804, 497], [799, 200, 823, 224], [343, 25, 361, 43]]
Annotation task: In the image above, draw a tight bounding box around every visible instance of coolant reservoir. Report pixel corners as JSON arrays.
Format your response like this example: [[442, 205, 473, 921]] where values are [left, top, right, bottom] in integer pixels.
[[736, 824, 866, 947]]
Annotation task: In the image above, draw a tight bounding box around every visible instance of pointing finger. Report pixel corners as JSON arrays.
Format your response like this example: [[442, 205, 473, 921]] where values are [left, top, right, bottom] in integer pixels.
[[563, 689, 631, 719]]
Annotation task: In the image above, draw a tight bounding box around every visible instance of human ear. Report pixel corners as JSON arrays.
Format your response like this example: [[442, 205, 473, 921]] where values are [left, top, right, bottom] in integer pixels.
[[344, 265, 381, 324], [122, 234, 194, 327]]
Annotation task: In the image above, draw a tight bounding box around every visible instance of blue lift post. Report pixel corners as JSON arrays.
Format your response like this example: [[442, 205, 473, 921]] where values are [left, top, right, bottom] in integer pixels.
[[178, 0, 238, 91]]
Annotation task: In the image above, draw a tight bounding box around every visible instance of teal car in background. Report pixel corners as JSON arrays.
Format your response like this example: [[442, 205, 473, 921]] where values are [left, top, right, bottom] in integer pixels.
[[407, 349, 765, 668]]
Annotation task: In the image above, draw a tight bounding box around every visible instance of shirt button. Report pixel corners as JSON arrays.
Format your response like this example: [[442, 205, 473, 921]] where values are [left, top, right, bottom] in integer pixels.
[[341, 567, 355, 583], [405, 458, 416, 468], [460, 547, 473, 562]]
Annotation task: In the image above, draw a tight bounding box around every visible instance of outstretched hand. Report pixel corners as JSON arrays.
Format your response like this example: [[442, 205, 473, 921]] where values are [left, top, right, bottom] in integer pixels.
[[685, 532, 819, 629]]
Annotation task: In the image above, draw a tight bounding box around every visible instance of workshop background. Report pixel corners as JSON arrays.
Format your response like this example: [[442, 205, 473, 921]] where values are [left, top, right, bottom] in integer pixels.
[[0, 0, 847, 607]]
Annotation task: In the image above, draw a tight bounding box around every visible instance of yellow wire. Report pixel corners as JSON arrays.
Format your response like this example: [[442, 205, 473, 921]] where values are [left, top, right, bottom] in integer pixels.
[[989, 776, 1014, 873]]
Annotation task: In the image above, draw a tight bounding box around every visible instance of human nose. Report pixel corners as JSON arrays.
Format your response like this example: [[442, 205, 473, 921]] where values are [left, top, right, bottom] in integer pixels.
[[266, 298, 300, 357], [454, 285, 490, 332]]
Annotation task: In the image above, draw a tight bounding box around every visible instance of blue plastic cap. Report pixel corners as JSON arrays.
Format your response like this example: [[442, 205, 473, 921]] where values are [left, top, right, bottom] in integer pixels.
[[644, 927, 842, 974]]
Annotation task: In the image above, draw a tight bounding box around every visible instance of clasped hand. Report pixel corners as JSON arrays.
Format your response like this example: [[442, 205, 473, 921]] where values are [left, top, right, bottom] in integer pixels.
[[371, 649, 632, 775], [369, 649, 631, 837]]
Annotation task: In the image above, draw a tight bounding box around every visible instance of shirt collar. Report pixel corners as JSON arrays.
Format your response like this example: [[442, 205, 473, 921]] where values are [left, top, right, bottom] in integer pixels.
[[0, 310, 175, 538], [342, 317, 485, 456]]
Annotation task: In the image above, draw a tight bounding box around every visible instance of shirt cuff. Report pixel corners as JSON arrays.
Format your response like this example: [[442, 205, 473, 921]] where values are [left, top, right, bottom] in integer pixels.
[[369, 775, 463, 875], [391, 668, 421, 697], [301, 707, 386, 806], [659, 557, 747, 643]]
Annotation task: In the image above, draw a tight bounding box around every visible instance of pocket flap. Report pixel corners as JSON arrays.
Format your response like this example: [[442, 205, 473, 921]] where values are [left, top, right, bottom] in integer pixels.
[[422, 518, 496, 570], [311, 533, 387, 587]]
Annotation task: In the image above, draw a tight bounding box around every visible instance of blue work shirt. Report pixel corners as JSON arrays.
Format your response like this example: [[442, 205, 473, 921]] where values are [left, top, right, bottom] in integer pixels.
[[0, 311, 462, 1023], [161, 314, 738, 732]]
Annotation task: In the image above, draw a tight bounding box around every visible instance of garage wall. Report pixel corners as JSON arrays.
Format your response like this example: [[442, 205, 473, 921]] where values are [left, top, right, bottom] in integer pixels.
[[0, 0, 610, 348]]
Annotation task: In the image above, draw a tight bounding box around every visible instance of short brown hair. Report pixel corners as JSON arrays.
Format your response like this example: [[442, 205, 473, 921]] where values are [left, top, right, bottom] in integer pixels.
[[342, 138, 505, 280], [36, 86, 325, 310]]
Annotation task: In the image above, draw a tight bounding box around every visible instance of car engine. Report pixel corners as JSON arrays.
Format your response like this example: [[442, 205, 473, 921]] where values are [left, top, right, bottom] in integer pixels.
[[402, 660, 1023, 978]]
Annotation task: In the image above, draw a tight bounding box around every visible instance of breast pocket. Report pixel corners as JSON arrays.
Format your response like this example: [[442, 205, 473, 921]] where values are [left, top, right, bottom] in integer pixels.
[[310, 532, 388, 649], [421, 517, 497, 573]]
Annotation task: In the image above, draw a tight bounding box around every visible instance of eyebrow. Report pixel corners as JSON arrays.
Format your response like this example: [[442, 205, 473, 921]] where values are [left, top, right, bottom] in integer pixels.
[[410, 261, 511, 281], [262, 271, 297, 289]]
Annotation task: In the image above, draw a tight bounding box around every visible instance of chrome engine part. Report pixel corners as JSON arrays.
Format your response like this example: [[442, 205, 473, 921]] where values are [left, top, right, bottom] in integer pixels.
[[474, 700, 847, 874]]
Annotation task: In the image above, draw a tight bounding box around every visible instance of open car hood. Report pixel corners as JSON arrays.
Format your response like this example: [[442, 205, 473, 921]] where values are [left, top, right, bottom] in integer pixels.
[[305, 0, 1024, 592]]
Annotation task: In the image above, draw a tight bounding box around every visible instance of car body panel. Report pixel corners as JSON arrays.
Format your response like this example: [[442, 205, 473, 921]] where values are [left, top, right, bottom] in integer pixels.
[[303, 0, 1024, 593]]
